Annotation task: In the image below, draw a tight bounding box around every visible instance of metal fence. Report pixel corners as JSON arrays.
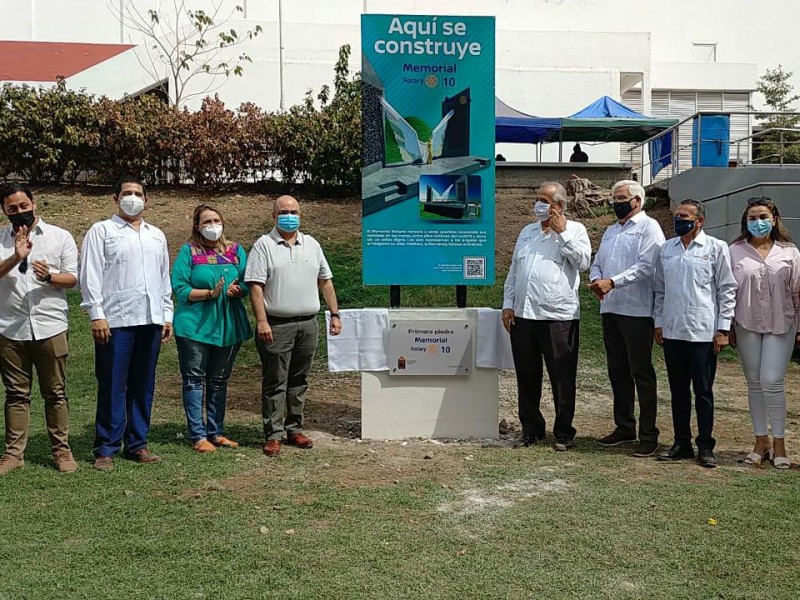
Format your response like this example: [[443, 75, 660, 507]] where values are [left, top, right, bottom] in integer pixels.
[[628, 111, 800, 186]]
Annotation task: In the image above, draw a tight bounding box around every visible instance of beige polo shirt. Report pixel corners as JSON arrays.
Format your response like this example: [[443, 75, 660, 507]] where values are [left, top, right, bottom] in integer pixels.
[[244, 228, 332, 317]]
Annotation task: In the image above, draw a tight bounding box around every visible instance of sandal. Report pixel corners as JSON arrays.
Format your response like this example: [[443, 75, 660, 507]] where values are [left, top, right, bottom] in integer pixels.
[[211, 436, 239, 448], [193, 439, 216, 453], [743, 449, 772, 465], [773, 456, 792, 470]]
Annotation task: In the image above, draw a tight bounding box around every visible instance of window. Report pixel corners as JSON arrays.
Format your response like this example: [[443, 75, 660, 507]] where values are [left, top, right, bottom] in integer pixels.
[[692, 43, 717, 62]]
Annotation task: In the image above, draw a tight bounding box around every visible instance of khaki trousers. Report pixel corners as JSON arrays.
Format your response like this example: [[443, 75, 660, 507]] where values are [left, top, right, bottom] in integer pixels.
[[0, 331, 71, 458]]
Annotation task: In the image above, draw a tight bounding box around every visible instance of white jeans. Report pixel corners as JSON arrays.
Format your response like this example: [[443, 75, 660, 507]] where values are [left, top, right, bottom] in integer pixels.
[[735, 324, 796, 438]]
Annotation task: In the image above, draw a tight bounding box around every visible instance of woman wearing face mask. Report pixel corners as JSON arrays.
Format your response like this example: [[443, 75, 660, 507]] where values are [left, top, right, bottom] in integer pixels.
[[171, 205, 253, 452], [729, 197, 800, 469]]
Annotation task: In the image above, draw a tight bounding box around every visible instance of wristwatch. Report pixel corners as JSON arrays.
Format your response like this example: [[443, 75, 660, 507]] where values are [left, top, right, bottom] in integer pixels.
[[43, 273, 52, 283], [330, 313, 341, 319]]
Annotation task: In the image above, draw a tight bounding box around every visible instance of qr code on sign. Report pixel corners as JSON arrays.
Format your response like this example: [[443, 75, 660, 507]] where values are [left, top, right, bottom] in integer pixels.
[[464, 256, 486, 279]]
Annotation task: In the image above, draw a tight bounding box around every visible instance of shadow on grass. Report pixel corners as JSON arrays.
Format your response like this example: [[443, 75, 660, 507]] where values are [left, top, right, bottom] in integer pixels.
[[22, 419, 268, 468]]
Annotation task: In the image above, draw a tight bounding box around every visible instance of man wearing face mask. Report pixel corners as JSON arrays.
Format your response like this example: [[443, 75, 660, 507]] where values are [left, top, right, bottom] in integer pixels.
[[80, 176, 174, 471], [0, 184, 79, 474], [244, 195, 342, 457], [653, 200, 737, 468], [588, 180, 665, 457], [502, 182, 592, 451]]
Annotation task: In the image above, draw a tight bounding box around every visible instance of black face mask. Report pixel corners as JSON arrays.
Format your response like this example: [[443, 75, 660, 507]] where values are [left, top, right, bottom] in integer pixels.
[[612, 201, 635, 220], [8, 210, 35, 230]]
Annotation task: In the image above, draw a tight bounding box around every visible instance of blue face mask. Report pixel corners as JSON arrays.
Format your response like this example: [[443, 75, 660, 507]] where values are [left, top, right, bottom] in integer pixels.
[[276, 214, 300, 233], [747, 219, 773, 239], [673, 216, 696, 237]]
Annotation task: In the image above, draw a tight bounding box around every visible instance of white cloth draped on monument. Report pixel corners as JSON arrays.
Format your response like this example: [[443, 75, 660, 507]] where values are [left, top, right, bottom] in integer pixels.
[[325, 308, 514, 371]]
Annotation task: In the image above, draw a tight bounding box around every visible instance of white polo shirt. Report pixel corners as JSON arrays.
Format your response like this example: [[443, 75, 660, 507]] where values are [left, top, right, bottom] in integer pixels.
[[0, 219, 78, 341], [502, 220, 592, 321], [244, 228, 332, 318], [653, 231, 737, 342], [79, 215, 174, 328], [589, 211, 665, 317]]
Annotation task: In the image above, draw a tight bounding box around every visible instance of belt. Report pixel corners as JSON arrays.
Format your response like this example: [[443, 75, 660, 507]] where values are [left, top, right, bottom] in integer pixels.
[[267, 314, 316, 325]]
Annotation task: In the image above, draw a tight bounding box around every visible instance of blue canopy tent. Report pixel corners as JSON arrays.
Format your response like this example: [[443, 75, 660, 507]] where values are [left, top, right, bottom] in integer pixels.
[[495, 97, 560, 144], [559, 96, 678, 143]]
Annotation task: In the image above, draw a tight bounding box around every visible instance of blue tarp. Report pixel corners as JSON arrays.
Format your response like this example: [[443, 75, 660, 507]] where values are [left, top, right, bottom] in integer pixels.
[[568, 96, 653, 119], [650, 130, 673, 178], [495, 95, 678, 145], [495, 97, 560, 144]]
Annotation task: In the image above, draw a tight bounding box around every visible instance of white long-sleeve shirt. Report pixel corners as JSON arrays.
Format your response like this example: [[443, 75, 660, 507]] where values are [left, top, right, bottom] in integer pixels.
[[589, 211, 665, 317], [503, 220, 592, 321], [79, 215, 173, 328], [653, 231, 737, 342], [0, 219, 78, 341]]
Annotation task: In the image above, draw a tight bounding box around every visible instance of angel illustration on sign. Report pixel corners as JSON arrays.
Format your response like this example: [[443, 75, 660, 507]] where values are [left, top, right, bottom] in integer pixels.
[[381, 97, 455, 165]]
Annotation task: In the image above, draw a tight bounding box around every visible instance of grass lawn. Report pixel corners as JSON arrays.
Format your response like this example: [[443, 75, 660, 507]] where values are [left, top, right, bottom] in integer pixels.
[[1, 219, 799, 599]]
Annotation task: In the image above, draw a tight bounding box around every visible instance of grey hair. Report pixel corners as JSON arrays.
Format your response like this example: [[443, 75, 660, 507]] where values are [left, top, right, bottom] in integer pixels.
[[678, 198, 706, 218], [539, 181, 568, 207], [612, 179, 646, 202]]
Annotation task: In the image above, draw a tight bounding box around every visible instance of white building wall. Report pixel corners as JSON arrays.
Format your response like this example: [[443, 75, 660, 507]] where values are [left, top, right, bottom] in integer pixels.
[[2, 0, 798, 162]]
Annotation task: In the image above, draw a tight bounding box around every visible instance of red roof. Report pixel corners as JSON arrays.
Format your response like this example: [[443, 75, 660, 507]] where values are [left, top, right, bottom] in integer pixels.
[[0, 41, 135, 82]]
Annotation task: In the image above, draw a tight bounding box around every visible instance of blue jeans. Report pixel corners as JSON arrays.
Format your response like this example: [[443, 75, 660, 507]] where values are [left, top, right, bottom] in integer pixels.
[[175, 336, 241, 443], [94, 325, 162, 458]]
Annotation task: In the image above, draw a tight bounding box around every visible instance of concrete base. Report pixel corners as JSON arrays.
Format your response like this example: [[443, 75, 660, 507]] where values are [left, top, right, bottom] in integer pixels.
[[496, 161, 633, 190], [360, 308, 499, 440]]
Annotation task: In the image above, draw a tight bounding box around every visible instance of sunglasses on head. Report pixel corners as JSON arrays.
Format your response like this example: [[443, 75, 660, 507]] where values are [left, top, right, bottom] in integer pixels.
[[747, 196, 772, 205]]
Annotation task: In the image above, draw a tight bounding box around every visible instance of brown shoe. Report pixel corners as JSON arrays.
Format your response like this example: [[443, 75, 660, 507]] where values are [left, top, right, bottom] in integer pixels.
[[287, 432, 313, 449], [211, 435, 239, 448], [193, 439, 216, 453], [0, 454, 24, 475], [263, 439, 281, 457], [123, 448, 162, 463], [53, 450, 79, 473], [93, 456, 114, 472]]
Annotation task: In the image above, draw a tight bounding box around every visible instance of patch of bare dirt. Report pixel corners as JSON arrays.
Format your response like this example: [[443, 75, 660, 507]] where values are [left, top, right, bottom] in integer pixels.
[[31, 186, 361, 257], [318, 447, 468, 489]]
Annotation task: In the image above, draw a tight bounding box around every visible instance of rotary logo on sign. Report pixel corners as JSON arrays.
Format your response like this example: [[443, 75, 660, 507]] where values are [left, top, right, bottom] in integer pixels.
[[424, 74, 438, 88], [426, 344, 439, 354]]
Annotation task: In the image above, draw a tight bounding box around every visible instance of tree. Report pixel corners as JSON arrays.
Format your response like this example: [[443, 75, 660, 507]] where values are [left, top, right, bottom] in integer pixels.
[[754, 65, 800, 164], [113, 0, 262, 107]]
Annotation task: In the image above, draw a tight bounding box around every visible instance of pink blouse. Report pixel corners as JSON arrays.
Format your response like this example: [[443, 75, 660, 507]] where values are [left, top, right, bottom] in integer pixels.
[[729, 240, 800, 334]]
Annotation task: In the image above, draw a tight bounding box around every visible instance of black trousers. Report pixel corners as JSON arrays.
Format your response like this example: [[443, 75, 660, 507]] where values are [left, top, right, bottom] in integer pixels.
[[662, 339, 717, 450], [601, 314, 659, 442], [510, 317, 579, 441]]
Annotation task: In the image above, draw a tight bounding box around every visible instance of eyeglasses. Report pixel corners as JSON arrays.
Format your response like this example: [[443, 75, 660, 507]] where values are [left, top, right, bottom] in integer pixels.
[[611, 195, 634, 203], [747, 196, 772, 205], [277, 209, 299, 215]]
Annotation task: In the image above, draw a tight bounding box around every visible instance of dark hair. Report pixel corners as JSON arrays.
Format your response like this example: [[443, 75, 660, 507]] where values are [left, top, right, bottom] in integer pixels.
[[733, 197, 794, 244], [677, 199, 706, 218], [114, 175, 147, 197], [190, 204, 230, 250], [0, 183, 34, 208]]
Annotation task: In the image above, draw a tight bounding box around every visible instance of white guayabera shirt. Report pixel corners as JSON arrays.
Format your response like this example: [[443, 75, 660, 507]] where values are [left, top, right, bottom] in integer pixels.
[[589, 211, 665, 318], [503, 219, 592, 321], [0, 219, 78, 341], [653, 230, 737, 343], [79, 214, 174, 328]]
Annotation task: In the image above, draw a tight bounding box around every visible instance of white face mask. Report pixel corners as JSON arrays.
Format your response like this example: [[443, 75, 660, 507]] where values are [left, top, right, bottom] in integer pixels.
[[534, 201, 552, 221], [201, 224, 223, 242], [119, 194, 145, 217]]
